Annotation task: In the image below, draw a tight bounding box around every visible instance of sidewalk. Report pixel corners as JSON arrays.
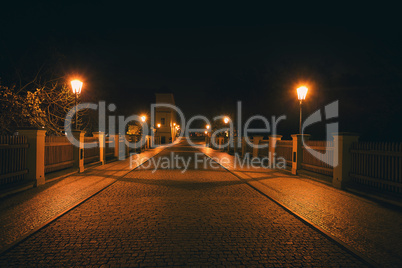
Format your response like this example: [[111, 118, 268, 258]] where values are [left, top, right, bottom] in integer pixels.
[[0, 146, 166, 253], [199, 146, 402, 267]]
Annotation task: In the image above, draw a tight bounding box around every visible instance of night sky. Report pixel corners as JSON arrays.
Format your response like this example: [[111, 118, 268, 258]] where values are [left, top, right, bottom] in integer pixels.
[[1, 3, 402, 141]]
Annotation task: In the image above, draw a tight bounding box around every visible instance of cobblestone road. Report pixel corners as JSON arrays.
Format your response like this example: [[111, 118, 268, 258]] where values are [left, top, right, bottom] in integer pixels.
[[0, 141, 367, 267]]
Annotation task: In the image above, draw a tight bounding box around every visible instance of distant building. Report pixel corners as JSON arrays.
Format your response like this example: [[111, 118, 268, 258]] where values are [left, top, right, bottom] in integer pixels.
[[155, 93, 178, 144]]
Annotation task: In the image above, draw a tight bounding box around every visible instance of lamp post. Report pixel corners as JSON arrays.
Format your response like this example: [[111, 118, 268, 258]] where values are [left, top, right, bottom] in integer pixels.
[[223, 116, 233, 152], [138, 115, 147, 150], [223, 117, 230, 136], [296, 86, 308, 134], [140, 115, 146, 123], [71, 80, 83, 129]]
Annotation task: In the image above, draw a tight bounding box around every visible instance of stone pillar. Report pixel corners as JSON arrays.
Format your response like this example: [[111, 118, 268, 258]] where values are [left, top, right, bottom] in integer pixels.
[[217, 137, 224, 150], [332, 133, 359, 189], [18, 129, 46, 186], [269, 135, 282, 163], [71, 130, 85, 173], [252, 136, 263, 158], [291, 134, 310, 175], [92, 132, 105, 165]]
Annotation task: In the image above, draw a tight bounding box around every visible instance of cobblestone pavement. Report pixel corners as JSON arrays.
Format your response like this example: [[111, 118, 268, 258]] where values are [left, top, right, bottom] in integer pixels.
[[0, 140, 366, 266], [200, 146, 402, 267], [0, 146, 165, 251]]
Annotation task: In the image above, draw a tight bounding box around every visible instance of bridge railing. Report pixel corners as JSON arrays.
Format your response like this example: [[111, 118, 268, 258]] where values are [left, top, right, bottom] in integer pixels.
[[84, 137, 100, 165], [350, 142, 402, 194], [45, 136, 74, 174], [105, 136, 115, 159], [208, 134, 401, 195], [301, 141, 334, 177], [1, 130, 161, 196], [0, 136, 28, 189], [258, 140, 269, 159], [276, 140, 292, 169]]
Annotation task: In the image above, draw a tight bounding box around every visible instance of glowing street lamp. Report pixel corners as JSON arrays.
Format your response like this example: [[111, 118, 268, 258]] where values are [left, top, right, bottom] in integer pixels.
[[206, 124, 210, 130], [140, 115, 146, 123], [71, 80, 83, 129], [157, 123, 161, 128], [223, 117, 230, 124], [297, 86, 308, 134]]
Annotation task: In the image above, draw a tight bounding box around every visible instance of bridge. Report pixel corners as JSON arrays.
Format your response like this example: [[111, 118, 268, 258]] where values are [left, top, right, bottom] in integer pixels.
[[0, 138, 401, 266]]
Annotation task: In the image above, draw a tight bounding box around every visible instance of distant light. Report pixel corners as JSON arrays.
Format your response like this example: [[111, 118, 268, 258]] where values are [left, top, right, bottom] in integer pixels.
[[297, 86, 308, 100], [173, 123, 176, 126], [223, 117, 229, 124], [204, 131, 207, 134], [206, 124, 210, 129], [140, 115, 146, 122], [157, 123, 161, 128], [71, 80, 83, 94]]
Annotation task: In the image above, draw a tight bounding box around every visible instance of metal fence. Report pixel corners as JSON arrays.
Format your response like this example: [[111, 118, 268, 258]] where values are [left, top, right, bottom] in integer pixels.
[[45, 136, 74, 174], [208, 136, 224, 150], [154, 136, 161, 146], [301, 141, 334, 177], [244, 139, 254, 156], [127, 135, 144, 153], [84, 137, 100, 164], [258, 140, 269, 158], [350, 142, 402, 194], [276, 140, 292, 168], [0, 136, 28, 188], [105, 136, 115, 159], [227, 139, 239, 155]]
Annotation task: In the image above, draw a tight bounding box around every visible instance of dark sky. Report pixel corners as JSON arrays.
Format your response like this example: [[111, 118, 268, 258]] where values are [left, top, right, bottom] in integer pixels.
[[1, 3, 402, 140]]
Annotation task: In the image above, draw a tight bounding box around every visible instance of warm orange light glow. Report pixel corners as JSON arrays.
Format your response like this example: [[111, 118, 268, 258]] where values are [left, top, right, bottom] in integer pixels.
[[204, 131, 208, 134], [71, 80, 83, 94], [157, 123, 161, 128], [297, 86, 308, 100], [223, 117, 229, 124], [206, 124, 210, 129], [140, 115, 146, 122], [173, 123, 176, 126]]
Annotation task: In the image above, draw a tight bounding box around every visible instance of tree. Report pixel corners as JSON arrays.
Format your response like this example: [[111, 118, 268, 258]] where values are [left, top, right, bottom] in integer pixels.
[[126, 122, 142, 135], [0, 79, 92, 135]]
